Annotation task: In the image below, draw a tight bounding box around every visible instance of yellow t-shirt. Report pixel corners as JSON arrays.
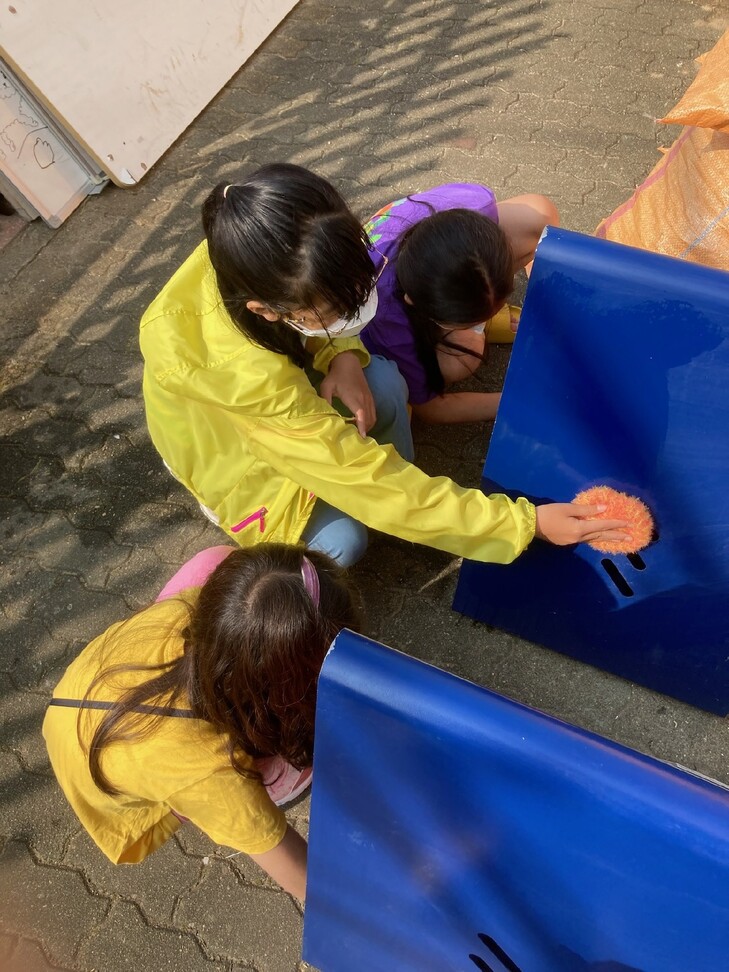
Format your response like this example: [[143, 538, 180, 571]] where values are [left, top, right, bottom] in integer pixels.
[[42, 597, 287, 863]]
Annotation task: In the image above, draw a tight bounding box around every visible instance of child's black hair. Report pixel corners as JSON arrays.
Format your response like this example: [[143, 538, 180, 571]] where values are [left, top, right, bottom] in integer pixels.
[[202, 163, 375, 367], [395, 208, 514, 395]]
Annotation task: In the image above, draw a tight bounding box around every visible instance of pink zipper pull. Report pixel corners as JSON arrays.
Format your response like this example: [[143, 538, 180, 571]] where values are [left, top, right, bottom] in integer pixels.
[[231, 506, 267, 534]]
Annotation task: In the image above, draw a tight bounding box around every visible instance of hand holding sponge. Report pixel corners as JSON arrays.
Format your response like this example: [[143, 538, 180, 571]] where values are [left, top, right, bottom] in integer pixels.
[[573, 486, 654, 555]]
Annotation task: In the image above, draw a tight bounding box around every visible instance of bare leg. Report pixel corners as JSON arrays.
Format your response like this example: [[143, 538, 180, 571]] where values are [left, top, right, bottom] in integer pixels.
[[495, 194, 560, 275]]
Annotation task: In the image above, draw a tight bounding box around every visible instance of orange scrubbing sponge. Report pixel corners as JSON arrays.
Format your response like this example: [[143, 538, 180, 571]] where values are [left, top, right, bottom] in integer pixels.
[[573, 486, 654, 555]]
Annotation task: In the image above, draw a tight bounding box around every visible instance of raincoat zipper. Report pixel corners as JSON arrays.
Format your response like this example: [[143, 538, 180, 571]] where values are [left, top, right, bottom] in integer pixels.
[[231, 506, 267, 534]]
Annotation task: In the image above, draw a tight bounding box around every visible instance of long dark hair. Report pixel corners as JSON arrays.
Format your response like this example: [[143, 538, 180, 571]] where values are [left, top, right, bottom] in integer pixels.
[[84, 545, 362, 795], [201, 163, 376, 367], [396, 208, 514, 395]]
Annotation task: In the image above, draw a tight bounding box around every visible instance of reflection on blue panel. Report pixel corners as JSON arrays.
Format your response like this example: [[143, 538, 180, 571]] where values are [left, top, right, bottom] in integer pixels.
[[303, 631, 729, 972], [453, 228, 729, 714]]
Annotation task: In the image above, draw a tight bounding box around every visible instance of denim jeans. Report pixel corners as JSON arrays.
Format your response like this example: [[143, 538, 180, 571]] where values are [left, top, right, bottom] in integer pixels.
[[301, 354, 414, 567]]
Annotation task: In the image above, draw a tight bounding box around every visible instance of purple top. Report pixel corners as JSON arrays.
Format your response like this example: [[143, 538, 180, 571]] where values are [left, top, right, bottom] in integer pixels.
[[362, 183, 499, 404]]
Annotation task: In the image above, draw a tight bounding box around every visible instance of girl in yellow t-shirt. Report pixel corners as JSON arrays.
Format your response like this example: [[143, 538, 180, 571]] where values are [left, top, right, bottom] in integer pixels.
[[43, 544, 361, 901]]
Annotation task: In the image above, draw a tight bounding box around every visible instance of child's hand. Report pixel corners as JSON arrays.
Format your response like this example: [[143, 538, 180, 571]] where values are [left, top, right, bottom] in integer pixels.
[[320, 351, 376, 437], [534, 502, 630, 547]]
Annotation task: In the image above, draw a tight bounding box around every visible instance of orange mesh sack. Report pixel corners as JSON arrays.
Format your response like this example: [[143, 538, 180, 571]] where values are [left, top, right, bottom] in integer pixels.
[[595, 29, 729, 271], [662, 30, 729, 134]]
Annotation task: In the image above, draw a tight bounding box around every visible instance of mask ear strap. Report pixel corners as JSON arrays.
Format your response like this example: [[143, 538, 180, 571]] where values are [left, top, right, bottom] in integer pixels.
[[300, 556, 321, 608]]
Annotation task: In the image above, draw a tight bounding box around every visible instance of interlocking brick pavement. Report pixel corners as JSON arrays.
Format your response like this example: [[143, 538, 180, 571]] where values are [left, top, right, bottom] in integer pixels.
[[1, 1, 727, 969]]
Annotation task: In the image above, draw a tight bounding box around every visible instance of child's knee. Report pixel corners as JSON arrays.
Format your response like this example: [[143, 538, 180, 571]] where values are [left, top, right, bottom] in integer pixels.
[[336, 520, 369, 567], [319, 519, 369, 568], [364, 355, 409, 423], [437, 330, 485, 385], [536, 193, 559, 226], [440, 354, 481, 386]]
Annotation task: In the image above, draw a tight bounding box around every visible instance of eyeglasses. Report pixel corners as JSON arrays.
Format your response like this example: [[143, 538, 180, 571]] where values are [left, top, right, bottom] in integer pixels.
[[281, 250, 388, 333], [370, 248, 389, 284]]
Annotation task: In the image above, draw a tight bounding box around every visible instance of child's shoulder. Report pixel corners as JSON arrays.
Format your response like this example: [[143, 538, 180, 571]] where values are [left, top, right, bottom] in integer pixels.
[[366, 184, 496, 242], [141, 241, 212, 327], [53, 598, 190, 700], [411, 183, 496, 213]]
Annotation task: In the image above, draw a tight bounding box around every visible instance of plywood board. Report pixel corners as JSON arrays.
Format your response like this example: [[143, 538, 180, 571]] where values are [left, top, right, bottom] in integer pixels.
[[0, 0, 299, 186]]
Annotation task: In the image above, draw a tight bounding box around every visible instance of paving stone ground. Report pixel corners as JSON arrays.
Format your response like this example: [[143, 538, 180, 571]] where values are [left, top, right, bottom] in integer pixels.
[[1, 1, 728, 969]]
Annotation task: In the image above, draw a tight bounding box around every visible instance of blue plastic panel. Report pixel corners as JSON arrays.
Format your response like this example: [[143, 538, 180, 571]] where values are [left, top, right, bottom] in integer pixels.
[[303, 631, 729, 972], [453, 228, 729, 714]]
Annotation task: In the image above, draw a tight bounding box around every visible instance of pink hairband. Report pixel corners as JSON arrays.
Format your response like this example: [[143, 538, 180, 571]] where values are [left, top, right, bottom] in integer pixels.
[[300, 555, 320, 608]]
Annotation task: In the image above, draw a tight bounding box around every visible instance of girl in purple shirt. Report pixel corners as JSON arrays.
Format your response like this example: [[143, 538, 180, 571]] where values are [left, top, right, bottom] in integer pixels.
[[361, 184, 558, 424]]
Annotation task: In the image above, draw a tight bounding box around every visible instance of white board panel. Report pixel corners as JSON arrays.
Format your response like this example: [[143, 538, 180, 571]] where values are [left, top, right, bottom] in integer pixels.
[[0, 0, 299, 186], [0, 60, 102, 227]]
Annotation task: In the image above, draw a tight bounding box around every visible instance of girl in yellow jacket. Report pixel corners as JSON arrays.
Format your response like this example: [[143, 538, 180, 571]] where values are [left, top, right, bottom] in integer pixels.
[[140, 163, 628, 566]]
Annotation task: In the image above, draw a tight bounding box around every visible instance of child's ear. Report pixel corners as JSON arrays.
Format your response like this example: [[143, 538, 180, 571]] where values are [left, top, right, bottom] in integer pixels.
[[403, 293, 413, 305], [246, 300, 281, 322]]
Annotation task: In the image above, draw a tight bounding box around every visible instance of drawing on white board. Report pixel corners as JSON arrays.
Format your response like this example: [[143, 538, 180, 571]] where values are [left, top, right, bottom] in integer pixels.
[[1, 119, 23, 153], [18, 97, 39, 127], [1, 118, 60, 170], [0, 67, 61, 172], [0, 60, 102, 225], [33, 137, 55, 168]]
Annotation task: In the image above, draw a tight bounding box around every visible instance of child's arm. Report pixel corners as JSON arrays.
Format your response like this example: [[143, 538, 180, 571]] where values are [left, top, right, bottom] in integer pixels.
[[495, 194, 559, 274], [412, 392, 500, 424], [250, 824, 308, 900]]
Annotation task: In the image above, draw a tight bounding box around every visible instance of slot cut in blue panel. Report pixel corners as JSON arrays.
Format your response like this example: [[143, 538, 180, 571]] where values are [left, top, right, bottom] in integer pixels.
[[303, 631, 729, 972], [453, 228, 729, 714]]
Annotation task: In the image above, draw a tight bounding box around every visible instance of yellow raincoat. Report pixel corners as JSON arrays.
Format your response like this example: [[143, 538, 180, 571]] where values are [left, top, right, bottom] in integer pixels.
[[140, 242, 536, 562]]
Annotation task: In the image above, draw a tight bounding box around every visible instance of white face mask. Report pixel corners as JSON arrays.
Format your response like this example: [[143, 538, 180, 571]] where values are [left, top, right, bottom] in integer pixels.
[[285, 288, 379, 338]]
